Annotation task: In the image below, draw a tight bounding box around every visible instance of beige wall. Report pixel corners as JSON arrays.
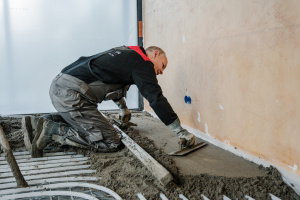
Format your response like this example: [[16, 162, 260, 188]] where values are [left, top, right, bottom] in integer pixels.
[[143, 0, 300, 176]]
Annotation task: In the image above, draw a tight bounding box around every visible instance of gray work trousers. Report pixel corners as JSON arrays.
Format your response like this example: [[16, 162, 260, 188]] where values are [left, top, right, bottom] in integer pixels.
[[49, 73, 126, 147]]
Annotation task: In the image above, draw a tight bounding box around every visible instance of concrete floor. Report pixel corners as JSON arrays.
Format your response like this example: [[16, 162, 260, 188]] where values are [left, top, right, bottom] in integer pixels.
[[131, 112, 266, 178]]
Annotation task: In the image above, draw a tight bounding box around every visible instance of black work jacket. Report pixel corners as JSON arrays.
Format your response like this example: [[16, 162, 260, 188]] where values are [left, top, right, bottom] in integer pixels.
[[61, 46, 177, 125]]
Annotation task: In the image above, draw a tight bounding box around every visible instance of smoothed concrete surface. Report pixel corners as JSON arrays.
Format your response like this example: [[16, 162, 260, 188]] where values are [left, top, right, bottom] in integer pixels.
[[131, 113, 265, 178]]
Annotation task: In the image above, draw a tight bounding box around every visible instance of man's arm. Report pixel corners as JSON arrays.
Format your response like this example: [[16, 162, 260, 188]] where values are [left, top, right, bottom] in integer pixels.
[[114, 97, 131, 123], [167, 118, 195, 147], [131, 63, 177, 125], [131, 63, 195, 147]]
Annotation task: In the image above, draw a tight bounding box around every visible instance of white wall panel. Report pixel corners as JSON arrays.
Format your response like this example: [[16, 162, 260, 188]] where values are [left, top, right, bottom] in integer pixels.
[[0, 0, 138, 115]]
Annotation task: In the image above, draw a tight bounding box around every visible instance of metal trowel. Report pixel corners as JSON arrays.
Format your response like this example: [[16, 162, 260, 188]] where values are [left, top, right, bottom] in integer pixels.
[[168, 142, 207, 156]]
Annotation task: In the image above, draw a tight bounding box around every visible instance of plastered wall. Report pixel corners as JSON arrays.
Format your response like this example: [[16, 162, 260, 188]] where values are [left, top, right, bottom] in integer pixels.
[[143, 0, 300, 177]]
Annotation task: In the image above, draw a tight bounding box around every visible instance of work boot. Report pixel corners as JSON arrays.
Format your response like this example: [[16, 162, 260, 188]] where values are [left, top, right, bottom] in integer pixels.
[[36, 119, 59, 150], [22, 114, 63, 153], [32, 119, 93, 156], [31, 118, 61, 158], [32, 118, 122, 155], [22, 116, 39, 153]]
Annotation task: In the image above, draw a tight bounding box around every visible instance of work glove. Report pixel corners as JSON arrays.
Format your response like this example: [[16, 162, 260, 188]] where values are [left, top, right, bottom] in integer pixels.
[[114, 98, 131, 123], [177, 129, 195, 148], [167, 118, 195, 148]]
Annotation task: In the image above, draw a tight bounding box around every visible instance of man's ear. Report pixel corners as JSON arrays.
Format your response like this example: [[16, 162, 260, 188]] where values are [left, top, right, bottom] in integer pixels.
[[154, 50, 159, 58]]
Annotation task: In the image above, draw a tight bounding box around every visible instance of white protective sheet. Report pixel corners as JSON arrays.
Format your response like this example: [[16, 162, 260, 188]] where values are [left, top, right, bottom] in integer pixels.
[[0, 0, 139, 115]]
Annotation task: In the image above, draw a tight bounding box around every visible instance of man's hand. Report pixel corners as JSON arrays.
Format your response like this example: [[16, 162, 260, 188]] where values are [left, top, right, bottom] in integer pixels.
[[177, 129, 195, 148], [119, 107, 131, 123], [167, 118, 195, 148], [114, 98, 131, 123]]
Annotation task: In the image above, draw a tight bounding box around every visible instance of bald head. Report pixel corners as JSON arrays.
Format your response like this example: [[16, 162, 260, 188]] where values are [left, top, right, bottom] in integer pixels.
[[145, 46, 168, 75], [145, 46, 166, 56]]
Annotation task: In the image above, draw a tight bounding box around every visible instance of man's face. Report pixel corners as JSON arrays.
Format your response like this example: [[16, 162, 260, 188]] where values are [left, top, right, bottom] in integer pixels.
[[148, 51, 168, 75]]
